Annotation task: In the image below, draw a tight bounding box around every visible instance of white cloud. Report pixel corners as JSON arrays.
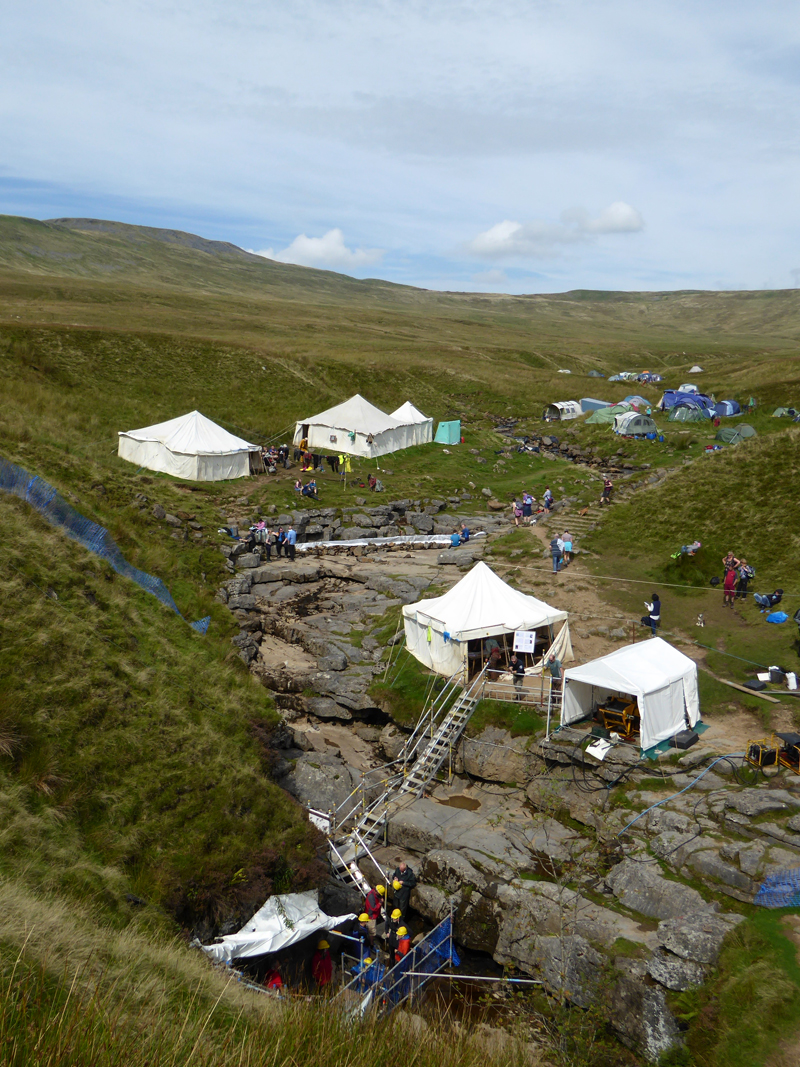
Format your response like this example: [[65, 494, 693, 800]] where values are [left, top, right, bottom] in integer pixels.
[[471, 268, 509, 285], [468, 202, 644, 259], [251, 228, 384, 269]]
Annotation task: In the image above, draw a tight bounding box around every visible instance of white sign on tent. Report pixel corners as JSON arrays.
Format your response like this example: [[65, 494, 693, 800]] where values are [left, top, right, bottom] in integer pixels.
[[513, 631, 538, 653]]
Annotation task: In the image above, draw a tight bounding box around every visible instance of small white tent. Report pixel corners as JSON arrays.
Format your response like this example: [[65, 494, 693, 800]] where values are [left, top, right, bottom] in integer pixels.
[[402, 561, 571, 677], [689, 366, 704, 373], [390, 401, 434, 446], [118, 410, 257, 481], [202, 891, 355, 964], [560, 637, 700, 753], [294, 394, 412, 458]]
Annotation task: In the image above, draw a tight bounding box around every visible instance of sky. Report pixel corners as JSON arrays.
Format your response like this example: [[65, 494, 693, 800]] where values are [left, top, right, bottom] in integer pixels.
[[2, 1, 799, 293]]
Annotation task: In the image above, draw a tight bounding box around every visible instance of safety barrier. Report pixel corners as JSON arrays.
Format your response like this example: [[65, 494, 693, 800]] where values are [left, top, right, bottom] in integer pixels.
[[754, 868, 800, 908], [0, 457, 210, 634]]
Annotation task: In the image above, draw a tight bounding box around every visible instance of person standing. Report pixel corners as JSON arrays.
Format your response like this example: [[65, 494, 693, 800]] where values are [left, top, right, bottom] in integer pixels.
[[312, 940, 333, 989], [511, 498, 522, 526], [394, 927, 411, 963], [275, 526, 286, 558], [723, 567, 737, 607], [600, 477, 613, 506], [286, 524, 297, 560], [641, 593, 661, 634], [510, 652, 525, 701], [391, 861, 416, 919], [736, 559, 754, 600], [385, 908, 402, 958], [543, 486, 554, 512], [363, 884, 385, 944], [522, 491, 533, 523], [722, 551, 740, 577], [562, 530, 573, 566], [550, 535, 563, 574], [546, 652, 562, 696]]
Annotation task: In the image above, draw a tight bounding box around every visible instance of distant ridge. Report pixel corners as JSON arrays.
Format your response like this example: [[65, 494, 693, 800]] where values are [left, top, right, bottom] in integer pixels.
[[45, 217, 263, 262]]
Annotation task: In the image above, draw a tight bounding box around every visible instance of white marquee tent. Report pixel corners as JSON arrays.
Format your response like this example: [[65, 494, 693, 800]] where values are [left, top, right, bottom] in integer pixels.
[[390, 401, 434, 446], [202, 891, 355, 964], [403, 561, 571, 677], [118, 410, 257, 481], [560, 637, 700, 753], [294, 394, 417, 458]]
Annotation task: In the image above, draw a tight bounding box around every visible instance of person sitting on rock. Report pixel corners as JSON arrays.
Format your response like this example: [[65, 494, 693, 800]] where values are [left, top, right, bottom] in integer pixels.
[[459, 523, 470, 543], [450, 528, 461, 548]]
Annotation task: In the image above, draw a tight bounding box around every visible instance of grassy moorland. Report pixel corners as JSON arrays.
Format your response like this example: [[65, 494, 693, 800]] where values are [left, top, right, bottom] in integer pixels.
[[2, 214, 800, 1065]]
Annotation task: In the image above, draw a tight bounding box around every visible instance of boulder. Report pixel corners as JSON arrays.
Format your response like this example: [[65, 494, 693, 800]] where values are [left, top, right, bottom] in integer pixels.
[[228, 594, 257, 611], [317, 651, 348, 672], [609, 960, 683, 1061], [380, 724, 406, 761], [605, 859, 715, 920], [277, 752, 360, 811], [306, 697, 353, 722], [647, 948, 707, 991], [152, 503, 166, 519], [420, 849, 489, 897], [235, 553, 261, 569], [487, 499, 505, 511], [337, 526, 374, 540], [530, 936, 603, 1009], [656, 911, 744, 965], [461, 727, 535, 783], [437, 549, 475, 567]]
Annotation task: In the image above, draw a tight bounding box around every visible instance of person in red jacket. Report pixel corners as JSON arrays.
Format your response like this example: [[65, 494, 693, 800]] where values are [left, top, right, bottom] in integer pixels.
[[312, 939, 333, 989], [363, 884, 385, 942], [265, 962, 283, 991], [395, 926, 411, 963]]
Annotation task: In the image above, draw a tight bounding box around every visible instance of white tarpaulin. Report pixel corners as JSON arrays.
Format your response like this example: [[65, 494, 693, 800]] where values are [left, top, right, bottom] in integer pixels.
[[201, 891, 355, 964], [560, 637, 700, 753], [403, 561, 571, 677], [390, 401, 434, 446], [294, 394, 417, 458], [118, 410, 256, 481]]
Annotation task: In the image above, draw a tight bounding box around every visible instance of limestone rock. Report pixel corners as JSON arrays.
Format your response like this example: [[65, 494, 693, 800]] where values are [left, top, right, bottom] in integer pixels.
[[461, 727, 535, 784], [725, 788, 800, 817], [530, 935, 603, 1009], [235, 553, 261, 569], [306, 697, 353, 722], [647, 948, 707, 991], [609, 959, 683, 1061], [277, 752, 359, 810], [656, 911, 744, 965], [605, 859, 715, 920], [420, 849, 489, 897], [228, 594, 257, 611], [152, 503, 166, 519], [380, 724, 406, 761]]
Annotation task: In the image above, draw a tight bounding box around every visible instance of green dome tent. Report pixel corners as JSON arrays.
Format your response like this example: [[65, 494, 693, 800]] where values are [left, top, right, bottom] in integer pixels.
[[668, 405, 707, 423], [715, 424, 757, 445], [586, 402, 630, 425], [773, 407, 791, 418]]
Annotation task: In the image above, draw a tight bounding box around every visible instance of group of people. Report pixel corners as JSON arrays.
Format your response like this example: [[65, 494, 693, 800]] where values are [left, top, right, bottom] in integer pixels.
[[351, 862, 417, 984], [483, 638, 562, 701], [244, 521, 297, 560], [294, 478, 319, 500], [449, 523, 470, 547], [721, 550, 756, 606], [511, 486, 554, 526], [261, 444, 289, 471], [549, 531, 574, 573]]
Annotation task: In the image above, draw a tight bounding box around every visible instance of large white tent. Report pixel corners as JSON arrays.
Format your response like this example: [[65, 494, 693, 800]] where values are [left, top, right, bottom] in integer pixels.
[[294, 394, 416, 458], [118, 410, 257, 481], [402, 561, 571, 677], [202, 891, 355, 964], [390, 401, 434, 446], [560, 637, 700, 753]]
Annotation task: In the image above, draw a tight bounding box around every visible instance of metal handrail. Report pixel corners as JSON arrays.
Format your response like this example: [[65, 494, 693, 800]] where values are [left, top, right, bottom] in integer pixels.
[[351, 827, 389, 881]]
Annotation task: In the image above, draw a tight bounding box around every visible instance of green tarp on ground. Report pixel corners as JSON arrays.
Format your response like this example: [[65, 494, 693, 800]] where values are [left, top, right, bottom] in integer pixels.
[[434, 420, 461, 444], [716, 424, 757, 444]]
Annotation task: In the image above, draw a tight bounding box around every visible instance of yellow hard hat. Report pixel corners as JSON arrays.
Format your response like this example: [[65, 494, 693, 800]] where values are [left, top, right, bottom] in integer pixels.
[[317, 940, 330, 950], [397, 927, 408, 938], [391, 909, 402, 920], [358, 913, 369, 923], [393, 879, 402, 890], [364, 957, 373, 965], [376, 884, 386, 896]]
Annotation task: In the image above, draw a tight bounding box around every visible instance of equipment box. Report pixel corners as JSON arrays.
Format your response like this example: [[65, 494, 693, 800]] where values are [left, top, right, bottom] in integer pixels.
[[673, 730, 699, 750]]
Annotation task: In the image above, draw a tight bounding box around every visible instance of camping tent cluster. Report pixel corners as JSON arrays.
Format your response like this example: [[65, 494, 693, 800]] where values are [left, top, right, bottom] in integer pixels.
[[561, 638, 701, 753], [118, 410, 259, 481], [294, 394, 434, 458], [403, 562, 572, 678]]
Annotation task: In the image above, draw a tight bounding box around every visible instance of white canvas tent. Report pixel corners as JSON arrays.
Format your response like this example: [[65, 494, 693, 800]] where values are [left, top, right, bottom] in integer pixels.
[[402, 561, 571, 677], [560, 638, 700, 753], [390, 401, 434, 446], [118, 410, 257, 481], [543, 400, 581, 421], [294, 394, 414, 458], [689, 366, 704, 373], [202, 891, 355, 964]]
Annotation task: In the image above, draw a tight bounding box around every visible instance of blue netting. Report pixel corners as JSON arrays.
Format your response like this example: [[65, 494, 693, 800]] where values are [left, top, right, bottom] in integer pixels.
[[0, 457, 210, 634], [754, 868, 800, 908], [380, 915, 460, 1011]]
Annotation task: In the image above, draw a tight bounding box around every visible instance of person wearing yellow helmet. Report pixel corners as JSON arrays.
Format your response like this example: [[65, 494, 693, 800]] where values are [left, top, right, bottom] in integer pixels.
[[385, 907, 403, 956], [356, 912, 374, 950], [394, 927, 411, 963], [312, 939, 332, 988], [391, 860, 417, 919], [363, 884, 385, 943]]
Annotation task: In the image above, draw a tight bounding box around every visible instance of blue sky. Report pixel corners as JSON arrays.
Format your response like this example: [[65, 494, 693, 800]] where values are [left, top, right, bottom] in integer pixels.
[[2, 0, 799, 293]]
